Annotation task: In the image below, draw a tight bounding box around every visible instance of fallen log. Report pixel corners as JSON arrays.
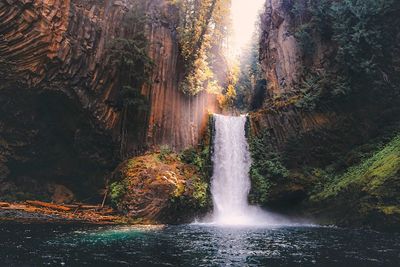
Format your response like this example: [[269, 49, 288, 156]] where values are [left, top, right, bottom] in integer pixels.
[[26, 201, 72, 212], [0, 206, 30, 211], [0, 202, 10, 207], [63, 204, 101, 209], [0, 201, 126, 225]]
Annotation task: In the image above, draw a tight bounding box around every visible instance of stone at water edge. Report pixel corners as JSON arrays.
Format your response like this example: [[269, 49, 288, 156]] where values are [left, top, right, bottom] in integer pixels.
[[48, 184, 75, 204], [109, 153, 208, 224]]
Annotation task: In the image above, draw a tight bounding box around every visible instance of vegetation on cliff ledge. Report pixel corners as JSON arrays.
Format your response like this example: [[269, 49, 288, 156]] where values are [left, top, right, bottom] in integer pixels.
[[248, 128, 289, 206], [109, 115, 213, 223], [311, 134, 400, 201], [306, 133, 400, 228]]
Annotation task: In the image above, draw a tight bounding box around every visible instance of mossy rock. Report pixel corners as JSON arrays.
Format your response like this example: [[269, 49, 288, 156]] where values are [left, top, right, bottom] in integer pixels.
[[109, 152, 209, 224], [307, 134, 400, 230]]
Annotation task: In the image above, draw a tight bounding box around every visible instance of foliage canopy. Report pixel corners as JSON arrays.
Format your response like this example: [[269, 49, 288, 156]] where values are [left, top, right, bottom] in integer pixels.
[[286, 0, 400, 110]]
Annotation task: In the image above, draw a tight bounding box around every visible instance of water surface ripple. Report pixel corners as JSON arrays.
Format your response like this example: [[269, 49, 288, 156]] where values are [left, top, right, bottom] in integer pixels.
[[0, 223, 399, 266]]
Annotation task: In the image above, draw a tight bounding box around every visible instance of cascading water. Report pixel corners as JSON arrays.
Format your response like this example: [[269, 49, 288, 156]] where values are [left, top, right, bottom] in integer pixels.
[[211, 114, 252, 224], [209, 114, 291, 226]]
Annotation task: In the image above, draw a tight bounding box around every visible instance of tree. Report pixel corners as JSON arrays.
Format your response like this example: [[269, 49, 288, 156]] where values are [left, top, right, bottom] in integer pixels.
[[291, 0, 400, 110], [234, 28, 264, 111], [173, 0, 231, 95]]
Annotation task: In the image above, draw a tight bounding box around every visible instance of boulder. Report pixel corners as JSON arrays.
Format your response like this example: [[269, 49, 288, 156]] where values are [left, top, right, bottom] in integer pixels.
[[110, 152, 209, 223], [48, 184, 75, 204]]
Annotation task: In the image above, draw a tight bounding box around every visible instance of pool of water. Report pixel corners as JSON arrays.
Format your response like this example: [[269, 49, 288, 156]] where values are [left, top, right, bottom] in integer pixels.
[[0, 222, 399, 266]]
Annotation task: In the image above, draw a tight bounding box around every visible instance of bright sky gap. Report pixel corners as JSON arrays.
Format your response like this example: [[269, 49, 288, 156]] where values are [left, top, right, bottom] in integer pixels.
[[230, 0, 265, 57]]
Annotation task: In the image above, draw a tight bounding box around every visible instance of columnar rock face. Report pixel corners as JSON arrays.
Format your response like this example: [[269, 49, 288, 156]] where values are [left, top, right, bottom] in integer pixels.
[[143, 0, 220, 151], [252, 0, 399, 166], [253, 0, 339, 153], [259, 0, 333, 98], [0, 0, 219, 200], [0, 0, 219, 154], [0, 0, 127, 200], [259, 0, 301, 97], [249, 106, 337, 152], [0, 0, 124, 129]]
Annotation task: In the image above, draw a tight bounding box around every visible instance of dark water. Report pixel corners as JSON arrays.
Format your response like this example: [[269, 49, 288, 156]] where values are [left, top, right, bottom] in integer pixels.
[[0, 222, 399, 266]]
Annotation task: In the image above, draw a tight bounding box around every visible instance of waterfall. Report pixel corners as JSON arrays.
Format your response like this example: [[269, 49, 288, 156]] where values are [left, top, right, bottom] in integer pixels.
[[211, 114, 251, 223], [209, 114, 290, 226]]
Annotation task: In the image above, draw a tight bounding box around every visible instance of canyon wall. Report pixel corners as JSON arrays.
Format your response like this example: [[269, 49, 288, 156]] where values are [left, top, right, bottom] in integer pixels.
[[259, 0, 301, 96], [0, 0, 219, 153], [143, 1, 220, 151], [259, 0, 333, 98], [253, 0, 337, 158], [0, 0, 219, 200], [0, 0, 125, 200], [253, 0, 400, 164], [251, 0, 400, 228]]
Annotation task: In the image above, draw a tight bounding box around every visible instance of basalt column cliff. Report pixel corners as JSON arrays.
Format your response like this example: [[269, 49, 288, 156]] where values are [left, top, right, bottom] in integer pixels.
[[0, 0, 219, 201], [245, 0, 400, 229]]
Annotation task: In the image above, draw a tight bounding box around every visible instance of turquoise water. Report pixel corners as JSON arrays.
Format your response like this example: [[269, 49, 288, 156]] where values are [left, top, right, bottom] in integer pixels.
[[0, 222, 399, 266]]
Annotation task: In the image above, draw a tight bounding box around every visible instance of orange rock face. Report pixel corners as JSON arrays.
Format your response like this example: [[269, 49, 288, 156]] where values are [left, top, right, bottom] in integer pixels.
[[110, 153, 207, 223], [140, 0, 220, 151], [0, 0, 219, 156]]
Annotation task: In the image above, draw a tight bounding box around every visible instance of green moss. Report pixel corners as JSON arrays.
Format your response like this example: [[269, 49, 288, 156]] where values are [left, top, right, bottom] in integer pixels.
[[158, 145, 173, 161], [171, 174, 209, 210], [312, 134, 400, 201], [366, 153, 400, 189], [192, 179, 209, 208], [379, 205, 400, 216], [110, 181, 127, 207], [172, 118, 213, 210], [249, 168, 272, 204], [178, 144, 212, 209]]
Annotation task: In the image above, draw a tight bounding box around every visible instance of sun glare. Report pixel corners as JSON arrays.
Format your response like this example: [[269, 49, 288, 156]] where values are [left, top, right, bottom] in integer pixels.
[[230, 0, 264, 58]]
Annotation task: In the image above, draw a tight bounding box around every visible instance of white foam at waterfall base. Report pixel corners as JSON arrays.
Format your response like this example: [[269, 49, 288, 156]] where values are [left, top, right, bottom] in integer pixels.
[[200, 114, 302, 227]]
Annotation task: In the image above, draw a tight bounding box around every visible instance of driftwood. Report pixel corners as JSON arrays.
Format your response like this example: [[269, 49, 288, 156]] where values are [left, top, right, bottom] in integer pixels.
[[25, 201, 72, 211], [0, 201, 125, 224], [0, 202, 10, 207], [24, 201, 115, 213]]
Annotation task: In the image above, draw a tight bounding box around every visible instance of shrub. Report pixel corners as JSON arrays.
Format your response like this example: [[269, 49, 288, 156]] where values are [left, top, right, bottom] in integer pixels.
[[248, 129, 289, 205], [311, 134, 400, 201], [158, 145, 173, 161], [291, 0, 400, 110], [294, 23, 315, 57], [109, 181, 127, 207]]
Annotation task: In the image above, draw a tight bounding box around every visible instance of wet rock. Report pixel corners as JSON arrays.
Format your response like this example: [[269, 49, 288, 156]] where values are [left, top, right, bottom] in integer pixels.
[[48, 184, 75, 204], [110, 152, 208, 223]]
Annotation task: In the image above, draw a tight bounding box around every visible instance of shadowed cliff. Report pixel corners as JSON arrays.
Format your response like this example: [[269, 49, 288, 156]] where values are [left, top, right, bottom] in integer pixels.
[[0, 0, 219, 202], [244, 0, 400, 229]]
